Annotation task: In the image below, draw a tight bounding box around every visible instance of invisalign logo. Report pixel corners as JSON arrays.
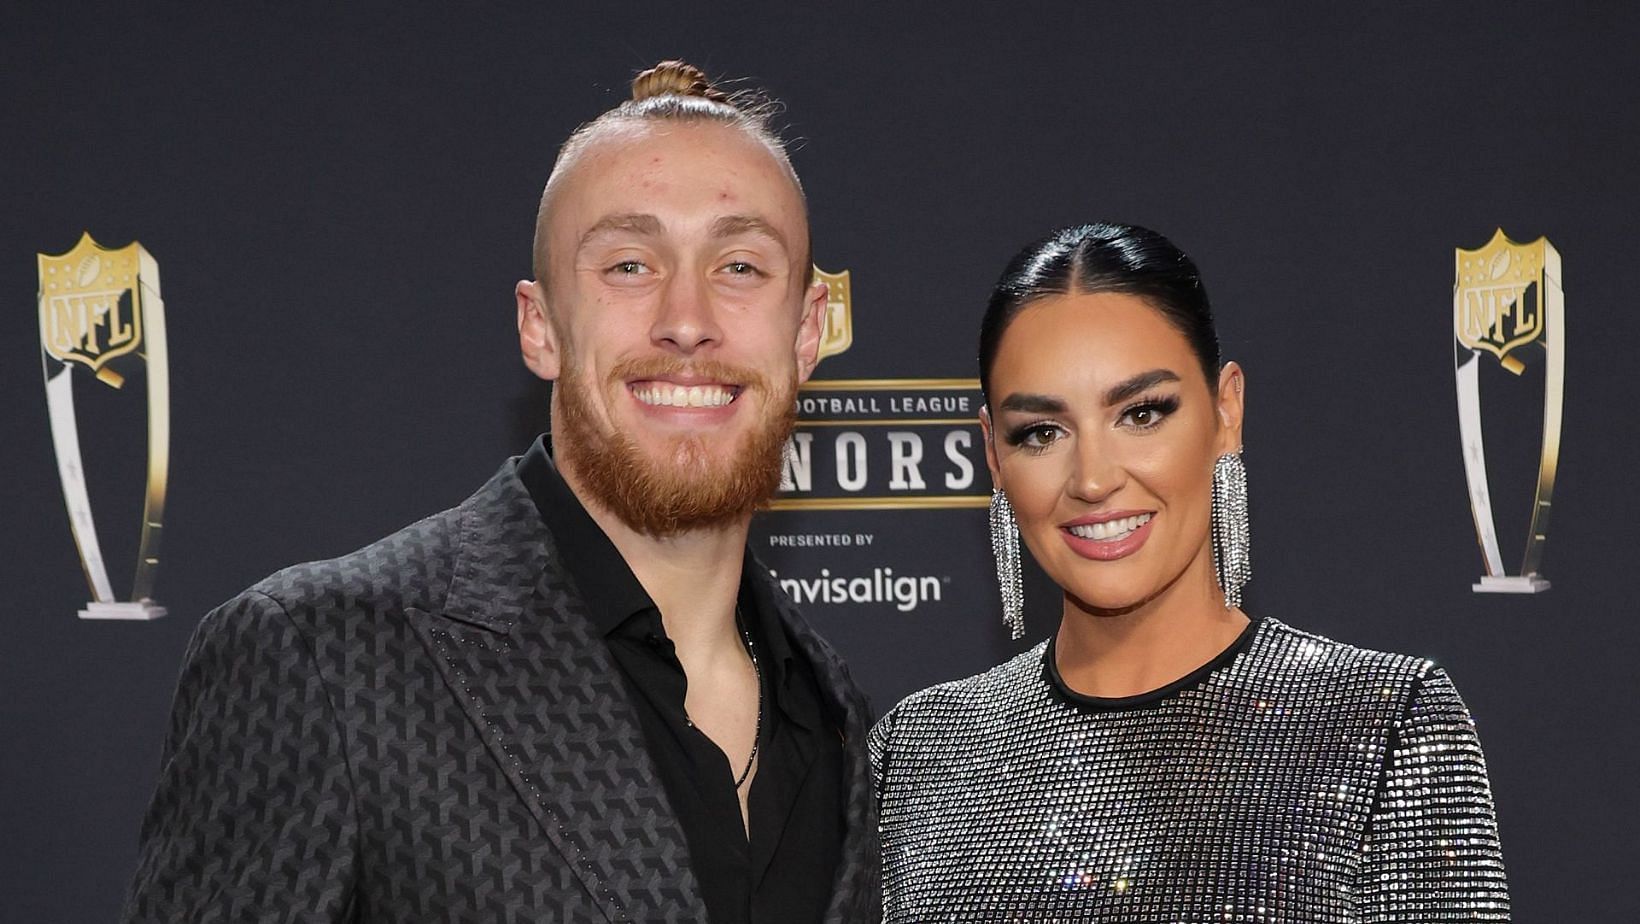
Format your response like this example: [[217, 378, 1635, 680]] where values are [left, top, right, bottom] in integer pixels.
[[769, 568, 946, 612]]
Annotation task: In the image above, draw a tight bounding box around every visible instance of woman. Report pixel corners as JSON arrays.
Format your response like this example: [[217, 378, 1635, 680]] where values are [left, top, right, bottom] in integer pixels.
[[869, 223, 1508, 921]]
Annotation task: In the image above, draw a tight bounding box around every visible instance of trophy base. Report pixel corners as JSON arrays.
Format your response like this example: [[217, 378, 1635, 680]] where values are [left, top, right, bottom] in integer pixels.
[[78, 601, 169, 620], [1471, 575, 1551, 595]]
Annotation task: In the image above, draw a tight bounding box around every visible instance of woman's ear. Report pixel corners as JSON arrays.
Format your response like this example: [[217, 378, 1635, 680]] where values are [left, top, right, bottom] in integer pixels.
[[980, 405, 1002, 490], [1215, 361, 1245, 454]]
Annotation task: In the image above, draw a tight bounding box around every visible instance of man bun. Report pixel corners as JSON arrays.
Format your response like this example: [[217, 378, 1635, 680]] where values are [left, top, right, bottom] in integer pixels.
[[630, 60, 730, 104], [532, 60, 807, 284]]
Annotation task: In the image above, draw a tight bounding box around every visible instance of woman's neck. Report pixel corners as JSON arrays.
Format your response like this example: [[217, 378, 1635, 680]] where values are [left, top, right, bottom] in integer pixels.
[[1052, 563, 1248, 700]]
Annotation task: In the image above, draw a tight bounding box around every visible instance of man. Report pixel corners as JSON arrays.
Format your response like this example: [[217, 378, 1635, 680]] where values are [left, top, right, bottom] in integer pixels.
[[122, 61, 880, 923]]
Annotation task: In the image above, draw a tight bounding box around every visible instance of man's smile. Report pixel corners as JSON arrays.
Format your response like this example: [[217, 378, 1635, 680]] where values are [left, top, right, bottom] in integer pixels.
[[629, 380, 741, 408]]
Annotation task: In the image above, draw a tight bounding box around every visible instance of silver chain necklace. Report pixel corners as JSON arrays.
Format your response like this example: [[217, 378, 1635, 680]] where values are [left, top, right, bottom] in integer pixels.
[[732, 616, 763, 790]]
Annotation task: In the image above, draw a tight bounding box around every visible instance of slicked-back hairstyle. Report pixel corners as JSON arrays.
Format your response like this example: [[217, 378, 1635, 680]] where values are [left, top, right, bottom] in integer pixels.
[[978, 222, 1221, 402], [532, 60, 806, 285]]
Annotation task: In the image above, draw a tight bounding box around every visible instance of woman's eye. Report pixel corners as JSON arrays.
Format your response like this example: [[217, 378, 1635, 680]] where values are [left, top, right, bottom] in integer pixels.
[[1120, 396, 1179, 430], [1019, 425, 1062, 450]]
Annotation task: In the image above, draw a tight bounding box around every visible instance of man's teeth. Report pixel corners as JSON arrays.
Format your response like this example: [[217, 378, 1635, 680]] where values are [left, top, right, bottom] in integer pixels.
[[1068, 514, 1153, 541], [633, 383, 736, 408]]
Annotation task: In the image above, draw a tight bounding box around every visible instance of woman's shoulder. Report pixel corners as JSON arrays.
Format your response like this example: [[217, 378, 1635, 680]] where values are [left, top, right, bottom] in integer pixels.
[[871, 619, 1461, 748], [1247, 617, 1448, 699], [873, 641, 1049, 734]]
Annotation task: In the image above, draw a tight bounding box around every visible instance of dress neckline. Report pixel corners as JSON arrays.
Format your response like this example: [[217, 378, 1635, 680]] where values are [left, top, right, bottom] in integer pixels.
[[1042, 616, 1264, 711]]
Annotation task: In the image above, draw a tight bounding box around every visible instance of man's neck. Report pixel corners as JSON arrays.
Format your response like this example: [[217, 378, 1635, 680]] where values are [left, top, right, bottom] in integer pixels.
[[559, 463, 749, 654], [557, 455, 764, 827]]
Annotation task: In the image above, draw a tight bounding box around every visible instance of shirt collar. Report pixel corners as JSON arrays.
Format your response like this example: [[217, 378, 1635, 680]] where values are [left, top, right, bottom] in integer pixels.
[[517, 434, 651, 635], [516, 435, 808, 722]]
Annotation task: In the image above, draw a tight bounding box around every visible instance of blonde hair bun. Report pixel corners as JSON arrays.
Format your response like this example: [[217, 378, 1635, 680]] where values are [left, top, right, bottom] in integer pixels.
[[630, 60, 729, 103]]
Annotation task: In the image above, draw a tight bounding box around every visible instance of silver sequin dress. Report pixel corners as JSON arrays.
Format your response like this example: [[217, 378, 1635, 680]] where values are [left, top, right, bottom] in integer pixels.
[[870, 618, 1509, 922]]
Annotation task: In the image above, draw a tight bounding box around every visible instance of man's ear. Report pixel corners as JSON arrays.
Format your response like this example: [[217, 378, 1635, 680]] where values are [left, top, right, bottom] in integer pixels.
[[794, 277, 828, 384], [517, 279, 561, 381]]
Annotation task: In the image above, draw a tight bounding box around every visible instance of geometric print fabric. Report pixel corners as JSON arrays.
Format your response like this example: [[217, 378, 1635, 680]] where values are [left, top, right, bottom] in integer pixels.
[[123, 463, 881, 923]]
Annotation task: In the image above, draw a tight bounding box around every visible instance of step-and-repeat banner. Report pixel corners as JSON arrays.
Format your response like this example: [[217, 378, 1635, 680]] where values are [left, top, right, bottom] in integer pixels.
[[5, 5, 1636, 921]]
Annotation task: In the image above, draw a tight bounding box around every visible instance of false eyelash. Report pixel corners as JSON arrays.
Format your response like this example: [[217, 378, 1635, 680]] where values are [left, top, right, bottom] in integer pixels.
[[1124, 393, 1180, 416], [1119, 393, 1182, 429]]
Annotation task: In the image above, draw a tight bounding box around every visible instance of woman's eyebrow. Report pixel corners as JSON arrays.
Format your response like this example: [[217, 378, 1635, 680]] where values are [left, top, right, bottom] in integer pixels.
[[1104, 369, 1180, 405], [998, 393, 1068, 414]]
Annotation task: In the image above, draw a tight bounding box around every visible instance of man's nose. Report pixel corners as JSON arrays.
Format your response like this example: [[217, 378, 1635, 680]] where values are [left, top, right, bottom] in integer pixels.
[[651, 272, 722, 354]]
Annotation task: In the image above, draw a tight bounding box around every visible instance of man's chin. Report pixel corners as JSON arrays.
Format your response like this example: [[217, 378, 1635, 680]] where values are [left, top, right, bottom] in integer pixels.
[[563, 429, 788, 538], [635, 434, 739, 473]]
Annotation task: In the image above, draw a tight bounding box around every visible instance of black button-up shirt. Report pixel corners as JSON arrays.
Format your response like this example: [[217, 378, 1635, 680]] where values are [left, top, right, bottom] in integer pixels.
[[516, 437, 843, 924]]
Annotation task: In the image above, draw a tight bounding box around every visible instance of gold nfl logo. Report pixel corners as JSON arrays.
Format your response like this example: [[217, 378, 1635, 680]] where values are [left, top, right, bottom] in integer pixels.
[[38, 233, 153, 389], [1454, 230, 1558, 375], [812, 265, 853, 360]]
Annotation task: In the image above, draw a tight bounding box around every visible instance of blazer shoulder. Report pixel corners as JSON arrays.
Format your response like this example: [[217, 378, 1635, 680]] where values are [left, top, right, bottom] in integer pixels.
[[749, 558, 865, 691], [246, 505, 463, 622]]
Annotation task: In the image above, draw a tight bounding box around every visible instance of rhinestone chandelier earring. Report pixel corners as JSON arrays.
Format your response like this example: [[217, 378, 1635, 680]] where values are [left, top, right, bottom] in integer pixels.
[[990, 488, 1025, 639], [1210, 450, 1252, 610]]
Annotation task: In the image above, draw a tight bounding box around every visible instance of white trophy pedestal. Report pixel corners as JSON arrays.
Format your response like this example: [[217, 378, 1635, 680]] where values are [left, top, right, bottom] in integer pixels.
[[1471, 575, 1551, 594], [78, 601, 168, 620]]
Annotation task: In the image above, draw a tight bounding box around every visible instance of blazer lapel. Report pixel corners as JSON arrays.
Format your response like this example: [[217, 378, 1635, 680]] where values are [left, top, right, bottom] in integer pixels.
[[750, 562, 883, 923], [407, 465, 706, 923]]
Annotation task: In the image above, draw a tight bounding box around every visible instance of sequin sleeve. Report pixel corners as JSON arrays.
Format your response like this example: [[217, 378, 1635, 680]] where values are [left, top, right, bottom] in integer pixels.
[[867, 703, 896, 808], [1358, 667, 1510, 921]]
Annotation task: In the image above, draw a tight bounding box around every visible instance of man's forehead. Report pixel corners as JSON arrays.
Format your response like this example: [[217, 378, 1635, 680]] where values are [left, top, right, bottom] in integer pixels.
[[575, 122, 782, 185], [561, 123, 799, 209]]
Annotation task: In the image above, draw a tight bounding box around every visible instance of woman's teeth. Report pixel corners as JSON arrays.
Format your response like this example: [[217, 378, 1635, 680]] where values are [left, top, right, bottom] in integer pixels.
[[633, 383, 736, 408], [1067, 513, 1153, 542]]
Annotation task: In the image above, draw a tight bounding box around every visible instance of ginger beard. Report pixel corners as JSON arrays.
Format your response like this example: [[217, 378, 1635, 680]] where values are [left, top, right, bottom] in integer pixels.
[[554, 354, 797, 537]]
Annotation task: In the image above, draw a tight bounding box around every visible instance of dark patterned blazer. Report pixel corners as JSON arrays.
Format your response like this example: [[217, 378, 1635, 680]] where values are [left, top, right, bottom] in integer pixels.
[[122, 462, 881, 923]]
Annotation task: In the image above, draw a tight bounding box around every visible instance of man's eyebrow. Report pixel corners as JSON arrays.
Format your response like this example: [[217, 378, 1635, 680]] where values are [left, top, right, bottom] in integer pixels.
[[1104, 369, 1181, 405], [710, 215, 787, 248], [578, 213, 663, 248], [997, 393, 1068, 414]]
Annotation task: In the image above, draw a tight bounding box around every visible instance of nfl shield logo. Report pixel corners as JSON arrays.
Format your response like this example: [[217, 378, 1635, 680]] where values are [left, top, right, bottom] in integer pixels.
[[38, 233, 154, 389], [812, 265, 853, 360], [1454, 229, 1559, 375]]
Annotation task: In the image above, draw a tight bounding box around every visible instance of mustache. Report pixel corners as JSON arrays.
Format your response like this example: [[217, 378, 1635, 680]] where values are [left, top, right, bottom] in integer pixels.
[[608, 356, 772, 391]]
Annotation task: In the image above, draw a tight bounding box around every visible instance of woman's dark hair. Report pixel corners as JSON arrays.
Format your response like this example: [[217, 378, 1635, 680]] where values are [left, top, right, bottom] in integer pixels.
[[979, 222, 1220, 402]]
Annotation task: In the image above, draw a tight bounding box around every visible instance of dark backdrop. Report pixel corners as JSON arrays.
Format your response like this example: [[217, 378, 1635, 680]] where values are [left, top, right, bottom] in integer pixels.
[[4, 3, 1637, 921]]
